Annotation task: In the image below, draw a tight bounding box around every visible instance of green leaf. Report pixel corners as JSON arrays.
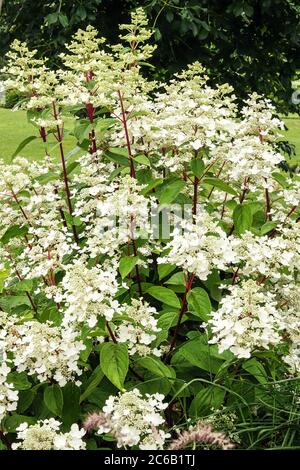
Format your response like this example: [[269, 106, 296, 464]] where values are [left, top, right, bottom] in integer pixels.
[[165, 272, 185, 285], [58, 13, 69, 28], [135, 357, 175, 379], [80, 365, 104, 403], [17, 390, 35, 414], [74, 120, 93, 143], [12, 279, 33, 293], [203, 177, 237, 196], [233, 204, 253, 235], [100, 343, 129, 390], [1, 224, 29, 245], [172, 338, 224, 373], [134, 155, 151, 166], [0, 269, 9, 293], [158, 263, 176, 280], [155, 311, 181, 345], [191, 158, 205, 178], [260, 221, 278, 235], [46, 12, 58, 25], [35, 172, 58, 185], [44, 385, 64, 417], [147, 286, 180, 308], [76, 6, 87, 20], [0, 295, 32, 310], [189, 386, 226, 417], [11, 136, 37, 160], [62, 383, 81, 429], [242, 358, 268, 384], [141, 178, 164, 195], [3, 414, 36, 433], [272, 172, 288, 188], [119, 256, 139, 279], [104, 149, 130, 167], [7, 372, 31, 390], [66, 161, 80, 175], [187, 287, 212, 321], [157, 179, 185, 204], [95, 118, 116, 132]]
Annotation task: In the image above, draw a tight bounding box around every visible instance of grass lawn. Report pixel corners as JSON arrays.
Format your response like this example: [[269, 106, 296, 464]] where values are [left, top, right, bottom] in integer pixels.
[[0, 107, 81, 163], [283, 115, 300, 164], [0, 107, 299, 164]]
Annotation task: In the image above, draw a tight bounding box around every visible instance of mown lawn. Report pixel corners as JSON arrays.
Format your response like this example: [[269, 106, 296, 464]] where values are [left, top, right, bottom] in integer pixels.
[[0, 107, 299, 163], [284, 115, 300, 164], [0, 107, 80, 163]]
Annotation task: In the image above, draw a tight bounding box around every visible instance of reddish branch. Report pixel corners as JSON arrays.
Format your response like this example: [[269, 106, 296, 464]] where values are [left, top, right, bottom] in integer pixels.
[[168, 273, 195, 355], [52, 101, 79, 244], [117, 90, 136, 178]]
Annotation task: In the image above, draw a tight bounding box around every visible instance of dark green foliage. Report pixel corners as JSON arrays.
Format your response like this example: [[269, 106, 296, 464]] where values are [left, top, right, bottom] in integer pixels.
[[1, 1, 300, 113]]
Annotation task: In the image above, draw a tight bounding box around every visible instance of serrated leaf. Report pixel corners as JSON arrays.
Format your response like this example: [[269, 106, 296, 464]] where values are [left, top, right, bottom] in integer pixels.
[[104, 149, 130, 167], [158, 263, 176, 280], [7, 372, 31, 390], [165, 272, 185, 285], [1, 225, 29, 245], [187, 287, 211, 321], [119, 256, 139, 279], [3, 414, 36, 433], [74, 120, 93, 143], [233, 204, 253, 234], [155, 311, 188, 346], [80, 365, 104, 403], [147, 286, 180, 308], [242, 358, 268, 384], [100, 343, 129, 390], [44, 385, 64, 417], [135, 357, 175, 379], [203, 177, 237, 196], [134, 155, 151, 166], [191, 158, 205, 178], [157, 179, 185, 205], [189, 386, 226, 417], [260, 221, 278, 235]]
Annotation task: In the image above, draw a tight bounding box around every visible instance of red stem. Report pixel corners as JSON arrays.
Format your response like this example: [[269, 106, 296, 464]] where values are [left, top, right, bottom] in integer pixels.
[[117, 90, 136, 178], [168, 273, 195, 354], [106, 321, 117, 343], [52, 102, 79, 244]]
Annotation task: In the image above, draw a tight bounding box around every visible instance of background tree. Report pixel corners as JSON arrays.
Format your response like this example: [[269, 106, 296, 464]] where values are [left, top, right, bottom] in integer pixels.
[[0, 0, 299, 113]]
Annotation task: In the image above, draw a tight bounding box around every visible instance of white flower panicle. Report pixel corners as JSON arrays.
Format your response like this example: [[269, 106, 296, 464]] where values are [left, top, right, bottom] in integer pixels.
[[12, 419, 86, 450], [114, 298, 161, 356], [0, 352, 19, 423], [3, 318, 85, 386], [84, 389, 169, 449], [209, 280, 283, 358], [59, 257, 120, 327], [158, 211, 237, 280]]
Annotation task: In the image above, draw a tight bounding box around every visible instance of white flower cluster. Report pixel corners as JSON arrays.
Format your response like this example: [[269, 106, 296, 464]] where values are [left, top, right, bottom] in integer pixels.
[[12, 419, 86, 450], [158, 210, 237, 280], [0, 353, 18, 423], [209, 280, 283, 358], [73, 166, 156, 258], [2, 317, 85, 386], [114, 298, 161, 356], [94, 389, 169, 449], [221, 136, 284, 191], [231, 225, 300, 279], [58, 257, 120, 327]]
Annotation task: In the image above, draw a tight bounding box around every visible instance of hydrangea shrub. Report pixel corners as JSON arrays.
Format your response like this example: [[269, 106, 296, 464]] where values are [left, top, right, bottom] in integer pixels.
[[0, 9, 300, 450]]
